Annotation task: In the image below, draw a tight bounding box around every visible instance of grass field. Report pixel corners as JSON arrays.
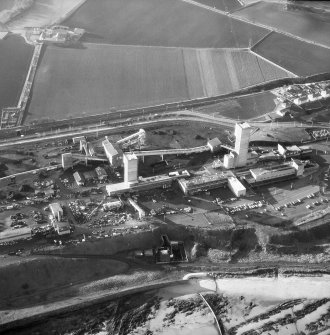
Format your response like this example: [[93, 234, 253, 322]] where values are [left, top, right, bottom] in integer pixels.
[[26, 45, 293, 122], [198, 49, 293, 96], [0, 35, 33, 112], [26, 44, 193, 122], [64, 0, 269, 48], [236, 1, 330, 47], [193, 0, 242, 12], [253, 32, 330, 76], [197, 91, 277, 120]]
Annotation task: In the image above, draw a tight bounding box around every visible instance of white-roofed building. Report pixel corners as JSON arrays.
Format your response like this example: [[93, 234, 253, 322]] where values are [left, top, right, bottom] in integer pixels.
[[227, 177, 246, 197], [102, 138, 122, 167]]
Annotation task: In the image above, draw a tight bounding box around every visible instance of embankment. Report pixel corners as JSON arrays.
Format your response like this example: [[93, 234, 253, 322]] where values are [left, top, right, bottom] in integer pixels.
[[0, 279, 188, 332], [0, 257, 128, 303], [45, 223, 258, 259], [0, 224, 258, 311], [266, 220, 330, 257]]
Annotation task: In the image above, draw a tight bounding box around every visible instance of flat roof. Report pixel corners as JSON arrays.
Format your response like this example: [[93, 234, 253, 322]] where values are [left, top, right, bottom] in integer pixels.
[[228, 177, 246, 191], [250, 165, 294, 177], [238, 122, 251, 129], [55, 221, 70, 228], [95, 166, 107, 176], [286, 145, 300, 152], [183, 171, 234, 187], [73, 171, 84, 182], [299, 145, 312, 151], [106, 175, 173, 194], [124, 152, 137, 160]]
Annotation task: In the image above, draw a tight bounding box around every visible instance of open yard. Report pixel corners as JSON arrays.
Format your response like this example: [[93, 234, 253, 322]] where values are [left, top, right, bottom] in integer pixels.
[[235, 1, 330, 47], [64, 0, 269, 48], [253, 32, 330, 76]]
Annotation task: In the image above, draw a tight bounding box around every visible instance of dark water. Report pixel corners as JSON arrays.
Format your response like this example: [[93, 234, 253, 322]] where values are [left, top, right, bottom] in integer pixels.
[[0, 34, 33, 112], [64, 0, 269, 48]]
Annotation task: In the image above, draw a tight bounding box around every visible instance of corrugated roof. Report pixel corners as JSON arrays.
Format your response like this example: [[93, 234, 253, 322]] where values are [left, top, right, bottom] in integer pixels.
[[208, 137, 221, 147], [73, 171, 84, 182]]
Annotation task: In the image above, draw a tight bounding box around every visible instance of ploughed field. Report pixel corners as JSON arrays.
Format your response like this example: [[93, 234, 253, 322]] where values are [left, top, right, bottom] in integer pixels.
[[235, 1, 330, 48], [26, 44, 293, 122], [0, 35, 33, 113], [253, 32, 330, 77], [63, 0, 269, 48]]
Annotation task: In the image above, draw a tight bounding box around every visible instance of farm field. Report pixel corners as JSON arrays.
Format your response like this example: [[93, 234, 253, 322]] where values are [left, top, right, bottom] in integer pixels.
[[197, 91, 277, 120], [0, 35, 33, 113], [192, 0, 242, 12], [26, 45, 293, 122], [26, 44, 192, 122], [235, 1, 330, 47], [198, 49, 293, 96], [253, 32, 330, 76], [64, 0, 269, 48]]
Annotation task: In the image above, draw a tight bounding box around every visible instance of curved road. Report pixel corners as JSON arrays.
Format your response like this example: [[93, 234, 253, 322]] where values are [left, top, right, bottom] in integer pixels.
[[0, 109, 328, 150]]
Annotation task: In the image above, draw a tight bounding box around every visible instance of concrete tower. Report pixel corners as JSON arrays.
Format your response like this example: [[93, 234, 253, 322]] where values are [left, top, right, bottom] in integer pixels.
[[234, 122, 251, 167], [123, 153, 138, 184]]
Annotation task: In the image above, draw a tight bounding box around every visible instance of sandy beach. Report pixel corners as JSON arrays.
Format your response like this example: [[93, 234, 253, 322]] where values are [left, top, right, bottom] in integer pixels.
[[5, 0, 86, 30]]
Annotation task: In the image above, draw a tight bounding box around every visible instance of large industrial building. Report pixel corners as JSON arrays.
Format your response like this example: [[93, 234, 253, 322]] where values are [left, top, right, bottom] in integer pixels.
[[49, 203, 70, 236], [65, 123, 311, 198], [244, 159, 305, 186], [178, 170, 235, 195], [123, 153, 138, 184], [223, 122, 255, 169], [234, 122, 251, 167], [228, 177, 246, 197], [102, 138, 123, 168]]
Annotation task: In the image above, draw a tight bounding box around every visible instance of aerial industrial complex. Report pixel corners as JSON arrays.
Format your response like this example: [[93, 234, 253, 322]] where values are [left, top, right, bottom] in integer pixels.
[[58, 122, 312, 201], [1, 0, 330, 333]]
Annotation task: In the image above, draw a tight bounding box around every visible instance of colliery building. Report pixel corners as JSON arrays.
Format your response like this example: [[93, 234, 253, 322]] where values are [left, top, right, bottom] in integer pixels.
[[244, 159, 305, 186], [178, 170, 235, 195], [102, 138, 123, 168]]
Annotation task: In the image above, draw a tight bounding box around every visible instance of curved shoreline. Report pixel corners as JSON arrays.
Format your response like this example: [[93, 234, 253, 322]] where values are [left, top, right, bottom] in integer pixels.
[[0, 279, 188, 332], [0, 0, 35, 26], [6, 0, 87, 31], [2, 267, 330, 332]]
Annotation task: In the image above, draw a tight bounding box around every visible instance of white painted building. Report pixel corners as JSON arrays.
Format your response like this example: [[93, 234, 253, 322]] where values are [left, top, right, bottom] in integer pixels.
[[227, 177, 246, 197], [234, 123, 251, 167], [123, 152, 138, 184], [49, 203, 63, 221]]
